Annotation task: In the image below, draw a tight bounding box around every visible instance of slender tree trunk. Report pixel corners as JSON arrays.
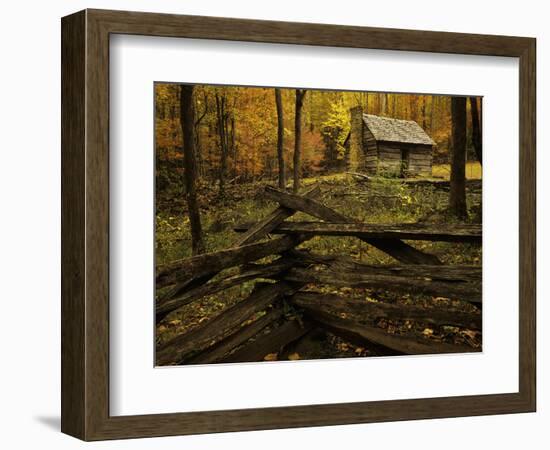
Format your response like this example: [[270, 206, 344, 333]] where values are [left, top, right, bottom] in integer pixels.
[[194, 92, 208, 177], [215, 92, 228, 196], [421, 96, 427, 129], [274, 88, 286, 189], [293, 89, 307, 193], [449, 97, 467, 220], [469, 97, 482, 165], [179, 85, 205, 255], [230, 114, 237, 179], [380, 93, 388, 115], [429, 95, 435, 133], [409, 97, 417, 121]]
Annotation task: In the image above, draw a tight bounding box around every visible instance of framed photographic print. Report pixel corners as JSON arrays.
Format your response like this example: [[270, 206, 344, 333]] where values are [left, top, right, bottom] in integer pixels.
[[61, 9, 536, 440]]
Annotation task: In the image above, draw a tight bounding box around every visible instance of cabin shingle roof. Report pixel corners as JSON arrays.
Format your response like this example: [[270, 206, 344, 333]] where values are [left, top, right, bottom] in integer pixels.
[[363, 114, 435, 146]]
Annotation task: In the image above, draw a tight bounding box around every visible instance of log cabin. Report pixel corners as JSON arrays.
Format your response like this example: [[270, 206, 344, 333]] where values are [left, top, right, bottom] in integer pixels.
[[344, 106, 435, 177]]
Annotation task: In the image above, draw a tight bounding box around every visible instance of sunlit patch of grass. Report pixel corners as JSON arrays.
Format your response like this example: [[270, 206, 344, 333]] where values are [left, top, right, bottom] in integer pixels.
[[432, 161, 482, 180]]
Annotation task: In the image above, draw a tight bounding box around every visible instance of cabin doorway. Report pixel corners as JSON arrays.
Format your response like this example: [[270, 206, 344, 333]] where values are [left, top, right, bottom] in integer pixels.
[[400, 149, 410, 177]]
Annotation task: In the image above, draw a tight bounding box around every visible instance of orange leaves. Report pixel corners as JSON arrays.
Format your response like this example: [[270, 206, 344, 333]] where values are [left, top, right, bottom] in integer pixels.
[[263, 353, 278, 361]]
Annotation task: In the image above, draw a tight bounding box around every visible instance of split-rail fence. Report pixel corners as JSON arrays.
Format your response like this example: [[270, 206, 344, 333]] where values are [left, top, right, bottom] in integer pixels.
[[155, 185, 482, 366]]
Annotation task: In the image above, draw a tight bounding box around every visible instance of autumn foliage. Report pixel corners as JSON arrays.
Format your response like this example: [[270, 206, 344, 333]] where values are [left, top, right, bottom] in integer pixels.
[[155, 84, 480, 201]]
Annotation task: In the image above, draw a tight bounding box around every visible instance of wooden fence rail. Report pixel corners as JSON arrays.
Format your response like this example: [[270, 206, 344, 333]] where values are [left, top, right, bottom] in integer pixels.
[[291, 292, 482, 330], [156, 234, 303, 289], [235, 221, 482, 243], [284, 266, 481, 304], [299, 306, 475, 356]]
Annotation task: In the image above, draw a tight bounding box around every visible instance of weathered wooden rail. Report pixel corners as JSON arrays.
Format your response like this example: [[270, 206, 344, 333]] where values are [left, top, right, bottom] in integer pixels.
[[155, 184, 482, 366], [234, 221, 482, 243]]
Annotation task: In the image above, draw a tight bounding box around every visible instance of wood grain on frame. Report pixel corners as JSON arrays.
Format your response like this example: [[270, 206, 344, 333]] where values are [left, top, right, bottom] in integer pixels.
[[61, 9, 536, 440]]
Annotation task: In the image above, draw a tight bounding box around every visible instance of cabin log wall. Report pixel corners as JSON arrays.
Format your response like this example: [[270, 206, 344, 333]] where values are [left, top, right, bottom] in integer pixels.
[[376, 142, 432, 177], [377, 144, 402, 176], [407, 145, 433, 176]]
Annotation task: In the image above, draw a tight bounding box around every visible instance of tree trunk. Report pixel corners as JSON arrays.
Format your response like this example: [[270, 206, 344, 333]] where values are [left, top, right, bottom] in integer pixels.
[[421, 96, 427, 129], [293, 89, 307, 193], [215, 92, 229, 196], [381, 93, 388, 115], [179, 85, 205, 255], [450, 97, 468, 219], [230, 114, 237, 178], [275, 88, 286, 189], [429, 95, 435, 133], [193, 91, 208, 177], [469, 97, 482, 165]]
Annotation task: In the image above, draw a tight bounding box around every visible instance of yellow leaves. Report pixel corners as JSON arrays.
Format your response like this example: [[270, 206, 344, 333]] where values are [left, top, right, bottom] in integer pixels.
[[460, 329, 481, 348], [422, 328, 434, 337], [264, 353, 278, 361], [399, 193, 413, 205], [288, 353, 301, 361], [354, 347, 365, 355], [442, 325, 459, 334], [460, 329, 480, 340], [168, 319, 181, 326], [337, 342, 350, 352]]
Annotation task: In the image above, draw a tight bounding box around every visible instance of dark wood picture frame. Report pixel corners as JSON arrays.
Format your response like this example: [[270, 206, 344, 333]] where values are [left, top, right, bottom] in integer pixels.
[[61, 9, 536, 441]]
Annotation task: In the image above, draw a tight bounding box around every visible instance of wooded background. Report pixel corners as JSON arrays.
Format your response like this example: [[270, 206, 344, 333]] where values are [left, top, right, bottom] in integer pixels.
[[155, 84, 482, 204]]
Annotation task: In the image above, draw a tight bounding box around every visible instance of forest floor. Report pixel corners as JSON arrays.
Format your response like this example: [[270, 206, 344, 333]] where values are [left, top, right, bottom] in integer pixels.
[[155, 167, 482, 362]]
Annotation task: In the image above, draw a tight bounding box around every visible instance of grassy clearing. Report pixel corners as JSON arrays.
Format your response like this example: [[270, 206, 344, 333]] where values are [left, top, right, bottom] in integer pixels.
[[432, 161, 482, 180]]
